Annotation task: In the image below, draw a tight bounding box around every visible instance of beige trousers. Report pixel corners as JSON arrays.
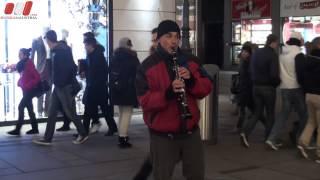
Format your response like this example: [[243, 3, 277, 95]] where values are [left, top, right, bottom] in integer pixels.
[[118, 106, 133, 137], [299, 93, 320, 157]]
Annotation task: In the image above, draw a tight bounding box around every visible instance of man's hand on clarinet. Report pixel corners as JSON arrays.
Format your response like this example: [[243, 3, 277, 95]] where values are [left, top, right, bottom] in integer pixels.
[[172, 79, 185, 93], [178, 67, 191, 80]]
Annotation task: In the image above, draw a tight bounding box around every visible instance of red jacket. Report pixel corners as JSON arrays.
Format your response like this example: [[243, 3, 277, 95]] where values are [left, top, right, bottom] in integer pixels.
[[136, 51, 212, 133], [17, 59, 40, 92]]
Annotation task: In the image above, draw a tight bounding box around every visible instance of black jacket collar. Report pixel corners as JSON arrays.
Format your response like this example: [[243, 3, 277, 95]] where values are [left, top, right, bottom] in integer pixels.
[[310, 49, 320, 58], [156, 45, 173, 63]]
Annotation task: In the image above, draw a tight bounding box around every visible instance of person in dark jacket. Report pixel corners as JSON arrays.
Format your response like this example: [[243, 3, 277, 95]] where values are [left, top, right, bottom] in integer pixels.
[[7, 48, 41, 136], [296, 37, 320, 163], [240, 34, 280, 148], [82, 37, 118, 135], [83, 32, 116, 135], [55, 40, 75, 132], [33, 30, 88, 146], [135, 20, 212, 180], [237, 44, 254, 130], [110, 37, 140, 148]]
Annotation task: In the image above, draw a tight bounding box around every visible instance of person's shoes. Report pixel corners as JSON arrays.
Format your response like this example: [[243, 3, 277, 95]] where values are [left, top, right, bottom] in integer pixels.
[[118, 136, 132, 149], [7, 129, 20, 136], [33, 139, 52, 146], [89, 123, 102, 134], [265, 140, 279, 151], [315, 157, 320, 164], [72, 135, 89, 145], [297, 144, 309, 159], [56, 126, 71, 132], [72, 133, 79, 138], [306, 146, 317, 150], [274, 141, 284, 148], [240, 133, 249, 148], [105, 129, 118, 136], [26, 129, 39, 135]]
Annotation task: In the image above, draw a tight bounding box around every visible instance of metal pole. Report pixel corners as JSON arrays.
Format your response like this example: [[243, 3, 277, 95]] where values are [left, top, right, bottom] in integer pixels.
[[181, 0, 191, 53]]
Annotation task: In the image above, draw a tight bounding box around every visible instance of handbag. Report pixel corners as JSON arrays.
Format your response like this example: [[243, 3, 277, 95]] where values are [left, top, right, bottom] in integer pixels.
[[40, 80, 50, 92], [35, 80, 51, 97]]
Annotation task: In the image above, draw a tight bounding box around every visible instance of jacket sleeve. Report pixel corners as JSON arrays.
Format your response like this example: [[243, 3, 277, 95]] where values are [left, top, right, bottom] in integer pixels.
[[186, 61, 212, 99], [135, 66, 171, 112], [270, 53, 281, 87], [68, 48, 77, 77], [295, 53, 306, 86], [92, 54, 108, 87]]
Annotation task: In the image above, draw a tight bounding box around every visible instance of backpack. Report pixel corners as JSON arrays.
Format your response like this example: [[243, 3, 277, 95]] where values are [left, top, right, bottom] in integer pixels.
[[35, 80, 51, 97]]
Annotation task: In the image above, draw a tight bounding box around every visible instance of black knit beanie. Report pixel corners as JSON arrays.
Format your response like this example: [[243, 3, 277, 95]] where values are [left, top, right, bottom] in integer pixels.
[[156, 20, 181, 39]]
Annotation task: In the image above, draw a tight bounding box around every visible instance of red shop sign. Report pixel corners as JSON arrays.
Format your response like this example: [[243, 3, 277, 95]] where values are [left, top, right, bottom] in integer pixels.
[[232, 0, 271, 20]]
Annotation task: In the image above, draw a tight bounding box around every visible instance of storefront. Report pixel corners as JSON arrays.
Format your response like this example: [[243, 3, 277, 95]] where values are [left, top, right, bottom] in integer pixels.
[[0, 0, 111, 122], [281, 0, 320, 50], [231, 0, 272, 64]]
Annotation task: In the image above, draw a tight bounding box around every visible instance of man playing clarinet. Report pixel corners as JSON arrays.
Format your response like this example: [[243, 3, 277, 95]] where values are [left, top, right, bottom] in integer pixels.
[[135, 20, 212, 180]]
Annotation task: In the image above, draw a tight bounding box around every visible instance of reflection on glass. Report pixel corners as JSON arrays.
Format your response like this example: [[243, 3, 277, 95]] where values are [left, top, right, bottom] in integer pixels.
[[0, 0, 109, 122], [0, 72, 85, 122]]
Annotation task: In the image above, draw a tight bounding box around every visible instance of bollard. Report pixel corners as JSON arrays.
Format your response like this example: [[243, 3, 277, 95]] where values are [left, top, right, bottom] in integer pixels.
[[198, 64, 219, 144]]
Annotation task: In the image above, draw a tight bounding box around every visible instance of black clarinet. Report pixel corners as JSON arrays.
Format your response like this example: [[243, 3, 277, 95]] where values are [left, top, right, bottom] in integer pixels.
[[172, 49, 192, 132]]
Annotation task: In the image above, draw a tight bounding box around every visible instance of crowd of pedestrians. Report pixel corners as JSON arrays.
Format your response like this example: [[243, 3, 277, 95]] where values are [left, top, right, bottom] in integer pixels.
[[6, 29, 140, 147], [236, 32, 320, 164]]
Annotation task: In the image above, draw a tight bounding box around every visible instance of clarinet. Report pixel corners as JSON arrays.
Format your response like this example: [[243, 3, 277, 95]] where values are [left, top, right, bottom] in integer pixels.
[[172, 48, 192, 132]]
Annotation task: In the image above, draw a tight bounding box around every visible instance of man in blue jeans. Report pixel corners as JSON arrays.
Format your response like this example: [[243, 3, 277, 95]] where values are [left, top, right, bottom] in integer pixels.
[[240, 34, 281, 148], [265, 32, 307, 150], [33, 30, 89, 146]]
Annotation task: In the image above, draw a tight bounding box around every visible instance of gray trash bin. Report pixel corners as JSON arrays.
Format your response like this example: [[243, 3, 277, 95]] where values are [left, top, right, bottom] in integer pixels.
[[198, 64, 219, 144]]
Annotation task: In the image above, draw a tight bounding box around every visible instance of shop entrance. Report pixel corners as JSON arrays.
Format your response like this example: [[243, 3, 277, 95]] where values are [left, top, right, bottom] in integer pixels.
[[282, 16, 320, 53], [231, 19, 272, 65]]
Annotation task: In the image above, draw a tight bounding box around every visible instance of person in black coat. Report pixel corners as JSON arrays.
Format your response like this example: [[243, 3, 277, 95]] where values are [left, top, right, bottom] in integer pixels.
[[296, 37, 320, 163], [83, 32, 117, 135], [82, 37, 118, 135], [237, 43, 266, 131], [237, 44, 254, 130], [110, 37, 140, 148]]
